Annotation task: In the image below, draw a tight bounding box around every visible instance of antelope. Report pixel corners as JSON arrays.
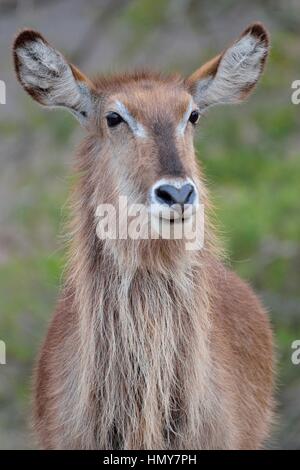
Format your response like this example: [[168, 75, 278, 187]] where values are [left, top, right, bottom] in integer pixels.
[[13, 23, 274, 450]]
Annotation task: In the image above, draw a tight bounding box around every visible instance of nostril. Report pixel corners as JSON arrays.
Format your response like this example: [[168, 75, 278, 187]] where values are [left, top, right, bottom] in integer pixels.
[[184, 185, 196, 205], [155, 187, 176, 206]]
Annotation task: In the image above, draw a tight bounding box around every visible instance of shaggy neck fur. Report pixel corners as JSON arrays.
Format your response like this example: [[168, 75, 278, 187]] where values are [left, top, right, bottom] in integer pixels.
[[59, 137, 224, 450]]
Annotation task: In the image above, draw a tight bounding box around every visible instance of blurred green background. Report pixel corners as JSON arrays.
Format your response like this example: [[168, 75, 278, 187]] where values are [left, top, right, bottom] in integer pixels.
[[0, 0, 299, 449]]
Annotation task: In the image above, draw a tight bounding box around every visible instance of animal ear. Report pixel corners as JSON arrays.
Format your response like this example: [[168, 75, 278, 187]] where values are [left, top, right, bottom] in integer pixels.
[[186, 23, 269, 110], [13, 29, 96, 126]]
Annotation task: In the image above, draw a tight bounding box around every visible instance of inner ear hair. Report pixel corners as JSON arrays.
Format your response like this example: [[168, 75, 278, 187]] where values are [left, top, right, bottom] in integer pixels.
[[186, 22, 270, 109], [13, 29, 96, 125], [13, 29, 60, 103]]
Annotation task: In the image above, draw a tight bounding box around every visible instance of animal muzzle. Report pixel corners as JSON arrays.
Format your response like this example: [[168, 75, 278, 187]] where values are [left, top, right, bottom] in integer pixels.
[[150, 178, 199, 221]]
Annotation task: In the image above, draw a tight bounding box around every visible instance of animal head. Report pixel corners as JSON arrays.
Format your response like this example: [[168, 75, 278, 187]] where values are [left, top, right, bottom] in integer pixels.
[[13, 24, 269, 248]]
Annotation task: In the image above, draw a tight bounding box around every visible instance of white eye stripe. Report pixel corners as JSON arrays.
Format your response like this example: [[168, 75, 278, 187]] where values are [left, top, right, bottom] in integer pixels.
[[113, 99, 198, 138], [176, 99, 197, 136], [114, 100, 147, 138]]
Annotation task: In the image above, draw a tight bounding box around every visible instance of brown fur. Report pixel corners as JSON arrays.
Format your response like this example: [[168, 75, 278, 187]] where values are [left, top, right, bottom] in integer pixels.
[[13, 26, 274, 450]]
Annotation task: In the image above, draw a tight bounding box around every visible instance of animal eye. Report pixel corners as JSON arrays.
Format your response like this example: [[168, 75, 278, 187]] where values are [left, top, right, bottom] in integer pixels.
[[189, 110, 200, 125], [106, 112, 124, 127]]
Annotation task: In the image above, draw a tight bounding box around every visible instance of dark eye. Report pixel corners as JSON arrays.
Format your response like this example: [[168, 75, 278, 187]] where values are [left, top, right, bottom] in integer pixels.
[[106, 112, 124, 127], [189, 110, 200, 125]]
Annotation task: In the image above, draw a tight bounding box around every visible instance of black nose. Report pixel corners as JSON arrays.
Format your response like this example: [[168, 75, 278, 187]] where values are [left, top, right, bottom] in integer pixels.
[[155, 183, 196, 207]]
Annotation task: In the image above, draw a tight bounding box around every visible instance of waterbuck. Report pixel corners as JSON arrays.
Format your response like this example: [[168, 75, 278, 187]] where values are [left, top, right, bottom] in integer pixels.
[[13, 23, 274, 449]]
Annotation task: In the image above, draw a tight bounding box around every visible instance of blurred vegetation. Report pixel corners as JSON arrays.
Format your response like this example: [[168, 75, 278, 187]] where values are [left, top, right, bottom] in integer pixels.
[[0, 0, 299, 449]]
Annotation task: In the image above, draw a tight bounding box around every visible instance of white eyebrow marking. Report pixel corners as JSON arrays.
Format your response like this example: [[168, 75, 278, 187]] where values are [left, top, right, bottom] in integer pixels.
[[115, 100, 147, 138], [176, 99, 194, 136]]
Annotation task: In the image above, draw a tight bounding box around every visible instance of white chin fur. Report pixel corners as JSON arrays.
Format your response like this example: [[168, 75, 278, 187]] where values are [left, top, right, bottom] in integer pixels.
[[149, 203, 198, 221], [149, 206, 198, 240]]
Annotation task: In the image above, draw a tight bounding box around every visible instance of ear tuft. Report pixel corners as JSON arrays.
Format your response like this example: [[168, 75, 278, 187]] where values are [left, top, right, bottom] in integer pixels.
[[242, 22, 269, 47], [238, 22, 269, 73], [13, 29, 46, 51]]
